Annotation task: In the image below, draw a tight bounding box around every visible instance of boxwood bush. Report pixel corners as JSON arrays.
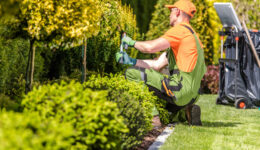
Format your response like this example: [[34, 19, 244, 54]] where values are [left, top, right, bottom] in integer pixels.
[[84, 74, 156, 149], [22, 81, 128, 150], [0, 111, 74, 150]]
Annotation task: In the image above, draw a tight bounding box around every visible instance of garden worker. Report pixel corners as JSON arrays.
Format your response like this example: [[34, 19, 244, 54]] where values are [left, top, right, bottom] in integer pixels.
[[116, 0, 206, 126]]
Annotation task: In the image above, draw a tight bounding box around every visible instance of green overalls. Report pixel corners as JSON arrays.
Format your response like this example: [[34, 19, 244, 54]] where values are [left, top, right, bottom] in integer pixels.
[[125, 25, 206, 122]]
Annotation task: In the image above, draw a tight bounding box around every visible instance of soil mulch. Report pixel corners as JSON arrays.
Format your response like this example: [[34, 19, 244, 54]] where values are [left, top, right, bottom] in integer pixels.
[[134, 115, 166, 150]]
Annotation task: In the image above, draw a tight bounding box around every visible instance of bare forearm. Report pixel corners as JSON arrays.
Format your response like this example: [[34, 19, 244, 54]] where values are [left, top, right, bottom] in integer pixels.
[[135, 59, 159, 70], [134, 38, 170, 53], [135, 52, 168, 71], [134, 41, 157, 53]]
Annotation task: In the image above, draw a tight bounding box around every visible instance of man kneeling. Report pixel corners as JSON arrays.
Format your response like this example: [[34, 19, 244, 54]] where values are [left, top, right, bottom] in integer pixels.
[[116, 0, 206, 126]]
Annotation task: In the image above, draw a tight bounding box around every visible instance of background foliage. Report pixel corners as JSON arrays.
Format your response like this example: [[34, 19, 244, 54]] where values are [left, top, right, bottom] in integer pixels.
[[121, 0, 158, 34], [232, 0, 260, 29], [0, 36, 46, 99], [0, 94, 20, 111]]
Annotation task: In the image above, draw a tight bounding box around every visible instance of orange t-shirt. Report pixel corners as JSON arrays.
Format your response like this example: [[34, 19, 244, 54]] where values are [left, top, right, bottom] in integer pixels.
[[161, 22, 203, 72]]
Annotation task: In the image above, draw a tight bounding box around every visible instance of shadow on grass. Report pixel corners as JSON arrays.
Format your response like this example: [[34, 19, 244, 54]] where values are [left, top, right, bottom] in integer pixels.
[[202, 121, 241, 127]]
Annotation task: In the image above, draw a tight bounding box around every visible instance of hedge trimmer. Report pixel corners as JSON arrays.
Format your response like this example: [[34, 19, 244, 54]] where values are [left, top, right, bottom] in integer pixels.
[[119, 31, 128, 63], [116, 31, 136, 66]]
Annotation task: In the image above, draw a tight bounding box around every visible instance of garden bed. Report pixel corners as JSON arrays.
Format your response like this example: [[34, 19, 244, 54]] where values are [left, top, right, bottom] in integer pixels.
[[134, 116, 166, 150]]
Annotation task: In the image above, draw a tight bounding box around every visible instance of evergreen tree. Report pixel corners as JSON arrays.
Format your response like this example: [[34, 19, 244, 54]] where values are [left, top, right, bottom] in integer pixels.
[[0, 0, 102, 92], [121, 0, 158, 34]]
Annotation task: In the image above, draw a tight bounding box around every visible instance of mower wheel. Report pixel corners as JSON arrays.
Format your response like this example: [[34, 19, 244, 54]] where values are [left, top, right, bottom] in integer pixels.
[[234, 98, 248, 109]]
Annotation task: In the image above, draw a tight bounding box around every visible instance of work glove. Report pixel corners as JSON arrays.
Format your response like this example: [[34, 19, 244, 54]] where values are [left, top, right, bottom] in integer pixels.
[[116, 51, 137, 66], [122, 36, 136, 47]]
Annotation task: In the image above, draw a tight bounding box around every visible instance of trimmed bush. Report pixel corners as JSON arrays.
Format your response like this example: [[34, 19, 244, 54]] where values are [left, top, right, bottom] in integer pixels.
[[84, 74, 156, 149], [0, 111, 74, 150], [22, 81, 128, 150]]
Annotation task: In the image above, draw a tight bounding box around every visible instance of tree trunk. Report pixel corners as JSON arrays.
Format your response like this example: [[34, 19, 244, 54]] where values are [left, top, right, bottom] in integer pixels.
[[30, 42, 35, 88], [81, 38, 87, 83], [25, 39, 35, 94]]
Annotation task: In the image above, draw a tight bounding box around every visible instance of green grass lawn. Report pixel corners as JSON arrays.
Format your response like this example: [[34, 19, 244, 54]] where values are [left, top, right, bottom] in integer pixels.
[[160, 94, 260, 150]]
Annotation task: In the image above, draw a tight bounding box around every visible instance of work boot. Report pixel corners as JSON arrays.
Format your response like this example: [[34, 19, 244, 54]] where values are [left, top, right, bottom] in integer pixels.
[[185, 104, 202, 126]]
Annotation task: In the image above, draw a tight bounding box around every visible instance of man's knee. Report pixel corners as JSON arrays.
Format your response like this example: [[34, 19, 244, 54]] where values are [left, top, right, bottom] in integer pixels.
[[125, 66, 146, 82]]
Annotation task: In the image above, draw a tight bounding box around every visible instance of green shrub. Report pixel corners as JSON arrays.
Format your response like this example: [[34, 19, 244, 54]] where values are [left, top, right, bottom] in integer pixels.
[[22, 81, 128, 150], [84, 74, 156, 149], [0, 111, 74, 150]]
